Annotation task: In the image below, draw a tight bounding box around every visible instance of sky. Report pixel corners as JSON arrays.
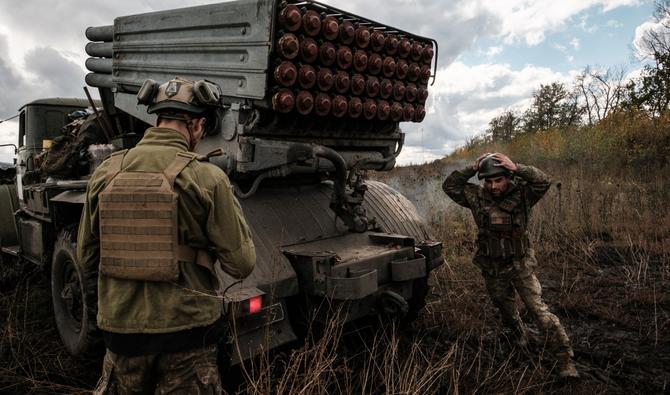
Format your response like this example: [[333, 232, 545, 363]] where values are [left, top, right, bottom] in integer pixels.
[[0, 0, 658, 165]]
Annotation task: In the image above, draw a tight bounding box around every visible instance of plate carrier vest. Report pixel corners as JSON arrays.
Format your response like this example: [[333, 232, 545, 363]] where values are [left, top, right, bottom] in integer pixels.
[[476, 186, 529, 260], [99, 150, 212, 282]]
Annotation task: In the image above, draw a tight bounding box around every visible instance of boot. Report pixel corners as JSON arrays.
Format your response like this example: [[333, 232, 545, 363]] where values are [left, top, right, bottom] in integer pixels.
[[508, 322, 530, 349], [556, 353, 579, 379]]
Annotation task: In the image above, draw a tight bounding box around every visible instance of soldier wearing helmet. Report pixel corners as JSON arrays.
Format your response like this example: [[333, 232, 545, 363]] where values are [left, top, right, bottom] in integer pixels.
[[78, 77, 256, 393], [443, 153, 578, 379]]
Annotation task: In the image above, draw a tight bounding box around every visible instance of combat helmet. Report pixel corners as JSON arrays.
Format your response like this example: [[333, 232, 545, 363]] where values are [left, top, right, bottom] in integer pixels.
[[477, 154, 511, 180], [137, 76, 221, 119]]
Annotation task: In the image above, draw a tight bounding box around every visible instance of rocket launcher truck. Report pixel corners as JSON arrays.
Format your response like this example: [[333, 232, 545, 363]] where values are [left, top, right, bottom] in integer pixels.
[[0, 0, 443, 363]]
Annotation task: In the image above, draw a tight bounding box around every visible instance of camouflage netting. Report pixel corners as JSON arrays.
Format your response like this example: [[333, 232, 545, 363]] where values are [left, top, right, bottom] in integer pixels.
[[39, 114, 107, 179]]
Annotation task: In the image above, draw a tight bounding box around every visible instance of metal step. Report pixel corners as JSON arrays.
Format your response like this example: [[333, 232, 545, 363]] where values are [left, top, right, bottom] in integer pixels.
[[1, 245, 19, 257]]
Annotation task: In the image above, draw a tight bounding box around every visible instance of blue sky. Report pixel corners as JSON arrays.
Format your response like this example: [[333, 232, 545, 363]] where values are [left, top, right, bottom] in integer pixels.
[[466, 4, 653, 72], [0, 0, 661, 165]]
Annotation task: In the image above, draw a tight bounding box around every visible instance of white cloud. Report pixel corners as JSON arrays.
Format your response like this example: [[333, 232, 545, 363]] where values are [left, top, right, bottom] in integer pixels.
[[570, 37, 581, 49], [486, 45, 504, 57], [399, 61, 576, 163], [606, 19, 624, 28], [482, 0, 640, 45], [396, 145, 444, 166], [633, 14, 670, 59], [0, 0, 647, 167], [0, 120, 18, 164]]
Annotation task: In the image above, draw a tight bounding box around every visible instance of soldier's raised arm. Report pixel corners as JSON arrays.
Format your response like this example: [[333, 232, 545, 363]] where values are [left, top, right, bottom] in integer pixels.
[[514, 163, 552, 206], [442, 153, 489, 208], [205, 174, 256, 279]]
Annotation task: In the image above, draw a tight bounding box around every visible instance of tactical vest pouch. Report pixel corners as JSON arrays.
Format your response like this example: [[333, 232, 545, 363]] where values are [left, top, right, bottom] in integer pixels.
[[477, 231, 529, 259], [99, 151, 199, 282], [487, 206, 513, 232]]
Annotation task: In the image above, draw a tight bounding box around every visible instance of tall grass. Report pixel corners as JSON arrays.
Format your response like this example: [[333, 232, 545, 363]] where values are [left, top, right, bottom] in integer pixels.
[[452, 109, 670, 172], [2, 109, 669, 393]]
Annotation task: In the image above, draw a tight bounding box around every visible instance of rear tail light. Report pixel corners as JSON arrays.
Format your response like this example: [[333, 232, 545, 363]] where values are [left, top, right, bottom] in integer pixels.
[[249, 295, 263, 314]]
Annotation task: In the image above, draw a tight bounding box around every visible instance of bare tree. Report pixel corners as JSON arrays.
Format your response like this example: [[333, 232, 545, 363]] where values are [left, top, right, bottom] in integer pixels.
[[628, 1, 670, 116], [575, 66, 627, 125], [635, 0, 670, 63]]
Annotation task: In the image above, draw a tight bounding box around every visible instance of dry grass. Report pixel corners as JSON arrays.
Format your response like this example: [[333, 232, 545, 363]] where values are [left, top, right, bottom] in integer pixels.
[[0, 266, 98, 394], [374, 157, 670, 394], [1, 158, 669, 393]]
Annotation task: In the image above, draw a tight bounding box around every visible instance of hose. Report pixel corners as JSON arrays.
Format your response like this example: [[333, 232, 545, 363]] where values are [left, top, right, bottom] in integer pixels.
[[347, 134, 404, 185], [233, 170, 273, 199], [232, 165, 292, 199], [312, 145, 347, 204]]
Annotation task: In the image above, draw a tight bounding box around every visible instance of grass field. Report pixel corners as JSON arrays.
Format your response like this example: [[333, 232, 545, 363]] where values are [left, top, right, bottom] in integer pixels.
[[1, 158, 669, 394]]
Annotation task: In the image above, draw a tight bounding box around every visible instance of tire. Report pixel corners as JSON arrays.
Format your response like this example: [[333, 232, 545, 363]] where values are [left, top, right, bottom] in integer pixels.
[[51, 229, 102, 357], [363, 181, 435, 321]]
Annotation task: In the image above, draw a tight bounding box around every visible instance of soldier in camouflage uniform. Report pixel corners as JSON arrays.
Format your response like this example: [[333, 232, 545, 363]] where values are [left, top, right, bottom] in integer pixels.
[[78, 77, 256, 394], [443, 153, 578, 379]]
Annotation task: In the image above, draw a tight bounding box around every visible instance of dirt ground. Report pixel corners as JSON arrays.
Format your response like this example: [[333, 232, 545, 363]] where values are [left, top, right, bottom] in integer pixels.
[[1, 162, 669, 394], [2, 241, 667, 394]]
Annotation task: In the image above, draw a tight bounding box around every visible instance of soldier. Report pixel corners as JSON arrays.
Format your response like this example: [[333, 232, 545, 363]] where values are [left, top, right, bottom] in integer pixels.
[[442, 152, 578, 379], [78, 77, 256, 394]]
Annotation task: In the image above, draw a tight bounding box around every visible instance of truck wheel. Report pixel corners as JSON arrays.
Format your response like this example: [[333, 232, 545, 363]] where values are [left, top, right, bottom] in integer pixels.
[[363, 181, 434, 322], [51, 229, 101, 357]]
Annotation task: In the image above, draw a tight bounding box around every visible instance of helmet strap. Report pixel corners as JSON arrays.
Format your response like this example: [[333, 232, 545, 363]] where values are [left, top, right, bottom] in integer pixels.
[[184, 117, 197, 151]]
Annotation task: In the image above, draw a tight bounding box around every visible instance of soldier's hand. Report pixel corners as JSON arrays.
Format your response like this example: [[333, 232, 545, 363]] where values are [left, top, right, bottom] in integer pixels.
[[492, 153, 517, 172], [474, 152, 492, 170]]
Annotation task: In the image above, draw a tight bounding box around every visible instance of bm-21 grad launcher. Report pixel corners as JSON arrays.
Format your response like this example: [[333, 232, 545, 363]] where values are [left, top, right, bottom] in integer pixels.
[[70, 0, 443, 363]]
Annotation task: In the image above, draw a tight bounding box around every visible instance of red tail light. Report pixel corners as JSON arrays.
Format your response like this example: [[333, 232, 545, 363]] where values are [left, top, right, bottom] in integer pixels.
[[249, 295, 263, 314]]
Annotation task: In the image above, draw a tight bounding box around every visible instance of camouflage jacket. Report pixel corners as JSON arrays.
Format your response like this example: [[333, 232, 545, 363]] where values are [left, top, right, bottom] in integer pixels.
[[78, 127, 256, 334], [442, 164, 551, 261]]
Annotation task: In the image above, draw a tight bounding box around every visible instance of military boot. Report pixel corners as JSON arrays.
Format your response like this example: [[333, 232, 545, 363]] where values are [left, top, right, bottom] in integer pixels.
[[556, 353, 579, 379], [508, 323, 530, 349]]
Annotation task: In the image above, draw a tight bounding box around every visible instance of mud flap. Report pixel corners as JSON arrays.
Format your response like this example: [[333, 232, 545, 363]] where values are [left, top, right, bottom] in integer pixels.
[[326, 269, 378, 300]]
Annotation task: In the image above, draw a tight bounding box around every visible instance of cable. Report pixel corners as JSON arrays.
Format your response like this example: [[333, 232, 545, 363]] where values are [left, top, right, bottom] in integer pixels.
[[0, 114, 19, 123]]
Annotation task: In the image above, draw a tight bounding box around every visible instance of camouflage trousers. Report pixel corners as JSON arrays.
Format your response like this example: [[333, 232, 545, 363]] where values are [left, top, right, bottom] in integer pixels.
[[93, 345, 222, 395], [476, 249, 573, 357]]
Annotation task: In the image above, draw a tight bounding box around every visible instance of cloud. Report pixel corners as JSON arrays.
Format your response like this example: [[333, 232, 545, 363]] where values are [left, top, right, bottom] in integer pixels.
[[486, 46, 504, 57], [0, 0, 647, 167], [24, 47, 88, 98], [396, 144, 444, 166], [398, 61, 575, 163], [570, 38, 581, 50], [633, 14, 670, 59], [482, 0, 641, 45], [606, 19, 624, 28], [0, 121, 18, 164], [0, 35, 32, 117]]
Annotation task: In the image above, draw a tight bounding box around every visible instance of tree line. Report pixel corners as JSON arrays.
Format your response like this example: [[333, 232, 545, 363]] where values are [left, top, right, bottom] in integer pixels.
[[468, 1, 670, 148]]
